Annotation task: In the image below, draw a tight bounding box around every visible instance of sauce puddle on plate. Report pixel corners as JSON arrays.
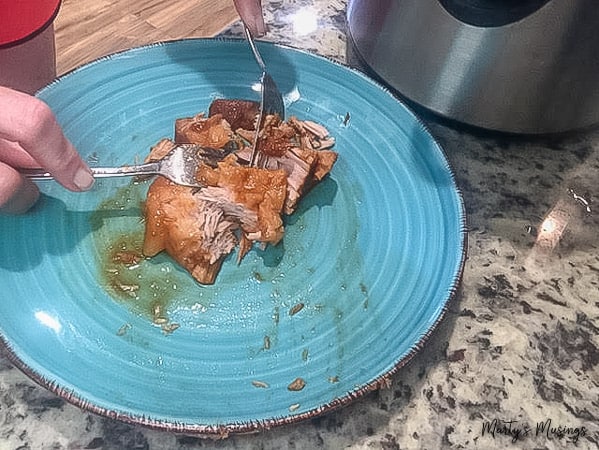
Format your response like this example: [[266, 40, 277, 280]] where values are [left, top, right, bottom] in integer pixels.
[[89, 181, 203, 323]]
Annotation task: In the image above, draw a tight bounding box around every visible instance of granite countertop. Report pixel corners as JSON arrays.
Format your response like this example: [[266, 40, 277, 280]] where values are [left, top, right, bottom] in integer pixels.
[[1, 1, 598, 449]]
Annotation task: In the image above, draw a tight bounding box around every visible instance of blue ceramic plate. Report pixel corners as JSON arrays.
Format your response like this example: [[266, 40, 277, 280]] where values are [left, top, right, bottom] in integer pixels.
[[0, 39, 465, 434]]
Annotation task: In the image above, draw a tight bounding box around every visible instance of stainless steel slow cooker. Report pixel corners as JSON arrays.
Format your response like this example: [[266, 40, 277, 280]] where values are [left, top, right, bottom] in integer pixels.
[[347, 0, 599, 134]]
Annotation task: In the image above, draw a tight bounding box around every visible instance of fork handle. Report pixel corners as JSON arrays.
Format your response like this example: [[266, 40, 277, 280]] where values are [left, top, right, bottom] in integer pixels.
[[20, 162, 161, 181], [243, 25, 267, 72]]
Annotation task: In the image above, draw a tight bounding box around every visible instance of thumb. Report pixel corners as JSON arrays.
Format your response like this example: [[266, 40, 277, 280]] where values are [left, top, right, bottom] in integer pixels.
[[0, 162, 40, 214], [0, 87, 95, 192]]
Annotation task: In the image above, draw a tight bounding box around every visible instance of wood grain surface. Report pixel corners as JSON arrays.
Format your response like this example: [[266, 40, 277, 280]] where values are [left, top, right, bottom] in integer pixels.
[[54, 0, 238, 74]]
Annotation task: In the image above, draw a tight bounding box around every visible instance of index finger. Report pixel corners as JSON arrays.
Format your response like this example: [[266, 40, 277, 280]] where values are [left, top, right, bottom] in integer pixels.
[[233, 0, 266, 37], [0, 86, 94, 191]]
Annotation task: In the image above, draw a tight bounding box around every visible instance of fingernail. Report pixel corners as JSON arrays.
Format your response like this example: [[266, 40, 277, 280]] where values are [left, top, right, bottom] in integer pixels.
[[74, 167, 95, 190]]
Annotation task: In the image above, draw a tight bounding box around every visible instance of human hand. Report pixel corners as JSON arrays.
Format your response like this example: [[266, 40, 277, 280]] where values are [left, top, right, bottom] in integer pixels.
[[0, 86, 94, 214], [233, 0, 266, 37]]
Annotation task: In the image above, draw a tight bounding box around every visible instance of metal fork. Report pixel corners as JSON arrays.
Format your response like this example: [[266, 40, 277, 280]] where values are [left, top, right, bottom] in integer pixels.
[[20, 144, 225, 188], [243, 25, 285, 167]]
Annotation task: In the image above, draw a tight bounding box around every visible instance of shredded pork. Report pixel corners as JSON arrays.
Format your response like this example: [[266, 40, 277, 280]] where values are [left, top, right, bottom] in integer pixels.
[[142, 99, 338, 284]]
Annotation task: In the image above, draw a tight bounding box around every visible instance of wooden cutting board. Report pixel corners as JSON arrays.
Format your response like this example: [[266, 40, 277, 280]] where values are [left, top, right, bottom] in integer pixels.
[[55, 0, 238, 74]]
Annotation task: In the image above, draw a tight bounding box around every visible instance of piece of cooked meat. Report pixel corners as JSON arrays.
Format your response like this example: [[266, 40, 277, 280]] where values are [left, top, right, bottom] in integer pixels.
[[174, 113, 233, 148], [145, 138, 177, 162], [208, 99, 259, 131], [236, 115, 338, 214], [143, 154, 287, 285], [142, 100, 337, 285], [143, 176, 238, 284], [196, 155, 287, 245]]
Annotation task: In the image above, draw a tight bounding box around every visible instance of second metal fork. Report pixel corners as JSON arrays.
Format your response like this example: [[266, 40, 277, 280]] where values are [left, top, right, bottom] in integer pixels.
[[243, 25, 285, 167]]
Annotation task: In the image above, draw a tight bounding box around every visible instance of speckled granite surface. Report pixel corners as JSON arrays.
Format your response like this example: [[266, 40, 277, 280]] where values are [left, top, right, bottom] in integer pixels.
[[1, 1, 598, 449]]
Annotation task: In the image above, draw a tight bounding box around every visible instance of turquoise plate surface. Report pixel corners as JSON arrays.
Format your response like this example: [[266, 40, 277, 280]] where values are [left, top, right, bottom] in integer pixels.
[[0, 39, 466, 434]]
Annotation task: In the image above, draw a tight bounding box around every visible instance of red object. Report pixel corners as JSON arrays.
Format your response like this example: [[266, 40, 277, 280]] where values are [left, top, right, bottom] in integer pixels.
[[0, 0, 61, 47]]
